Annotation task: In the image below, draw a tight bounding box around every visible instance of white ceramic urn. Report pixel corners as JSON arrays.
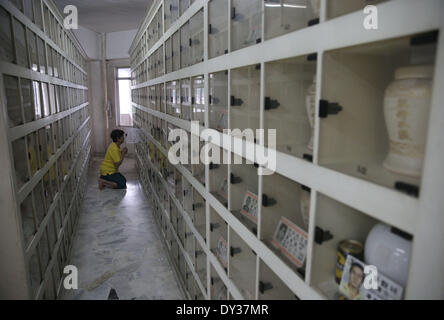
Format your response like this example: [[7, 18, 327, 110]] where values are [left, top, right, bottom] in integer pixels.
[[383, 65, 433, 177], [365, 223, 412, 287], [310, 0, 321, 17], [305, 76, 317, 151]]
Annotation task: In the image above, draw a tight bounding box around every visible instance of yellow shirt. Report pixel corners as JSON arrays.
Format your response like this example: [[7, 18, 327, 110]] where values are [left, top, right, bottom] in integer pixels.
[[100, 142, 122, 176]]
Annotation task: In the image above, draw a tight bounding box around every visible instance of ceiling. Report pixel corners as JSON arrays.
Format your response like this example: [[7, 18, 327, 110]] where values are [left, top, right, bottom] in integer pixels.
[[54, 0, 153, 33]]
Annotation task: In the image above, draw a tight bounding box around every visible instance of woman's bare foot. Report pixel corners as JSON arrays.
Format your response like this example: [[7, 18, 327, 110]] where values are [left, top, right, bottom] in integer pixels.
[[98, 178, 118, 189]]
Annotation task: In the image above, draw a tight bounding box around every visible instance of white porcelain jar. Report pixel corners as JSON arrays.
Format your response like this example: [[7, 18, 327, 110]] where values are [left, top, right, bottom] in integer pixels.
[[383, 65, 433, 177], [305, 76, 317, 151], [310, 0, 321, 17], [364, 223, 412, 287]]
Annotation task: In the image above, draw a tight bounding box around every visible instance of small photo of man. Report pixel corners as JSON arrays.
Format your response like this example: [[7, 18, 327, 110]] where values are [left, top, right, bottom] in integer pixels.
[[275, 222, 288, 244], [340, 256, 365, 300]]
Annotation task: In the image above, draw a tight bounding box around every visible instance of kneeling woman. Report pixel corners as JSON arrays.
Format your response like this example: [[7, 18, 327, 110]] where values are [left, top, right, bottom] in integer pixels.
[[98, 129, 128, 189]]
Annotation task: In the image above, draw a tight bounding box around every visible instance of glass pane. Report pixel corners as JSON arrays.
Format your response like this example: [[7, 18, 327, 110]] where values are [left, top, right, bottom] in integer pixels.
[[190, 10, 204, 65], [33, 81, 42, 119], [49, 84, 56, 114], [47, 45, 53, 76], [34, 0, 43, 30], [209, 71, 228, 131], [21, 193, 36, 249], [38, 232, 50, 275], [181, 22, 191, 68], [118, 68, 131, 78], [4, 75, 22, 127], [28, 250, 42, 298], [37, 37, 46, 74], [264, 0, 318, 40], [41, 83, 50, 117], [10, 0, 23, 11], [14, 19, 28, 67], [209, 0, 228, 59], [180, 0, 190, 16], [28, 29, 38, 72], [43, 5, 51, 37], [172, 31, 180, 71], [27, 132, 40, 176], [24, 0, 33, 21], [192, 75, 205, 126], [231, 0, 262, 51], [0, 7, 14, 63], [21, 78, 34, 123], [12, 137, 30, 190]]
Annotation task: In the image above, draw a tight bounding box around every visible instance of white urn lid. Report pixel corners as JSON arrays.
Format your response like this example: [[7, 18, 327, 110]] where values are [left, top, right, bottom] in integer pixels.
[[395, 65, 434, 80]]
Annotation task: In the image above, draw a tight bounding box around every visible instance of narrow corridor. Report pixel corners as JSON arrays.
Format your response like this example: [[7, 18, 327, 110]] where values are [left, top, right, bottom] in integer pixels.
[[60, 157, 184, 300]]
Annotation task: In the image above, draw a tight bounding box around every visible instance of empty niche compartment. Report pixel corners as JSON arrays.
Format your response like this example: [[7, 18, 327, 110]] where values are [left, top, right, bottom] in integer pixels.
[[172, 31, 181, 72], [191, 133, 206, 185], [210, 206, 228, 271], [230, 161, 258, 235], [185, 263, 196, 298], [209, 0, 228, 59], [318, 31, 438, 196], [182, 176, 193, 213], [209, 70, 228, 132], [184, 224, 195, 266], [327, 0, 387, 20], [4, 75, 22, 127], [192, 75, 206, 126], [209, 144, 229, 208], [258, 259, 299, 300], [174, 168, 183, 205], [195, 239, 207, 293], [312, 193, 413, 300], [229, 228, 257, 300], [231, 0, 262, 51], [165, 37, 173, 74], [166, 80, 181, 117], [178, 250, 187, 283], [181, 78, 192, 120], [264, 54, 317, 158], [190, 9, 204, 65], [230, 64, 260, 133], [181, 21, 191, 68], [11, 137, 30, 190], [211, 265, 228, 300], [192, 188, 206, 240], [165, 0, 179, 32], [180, 0, 190, 16], [264, 0, 320, 41], [261, 172, 309, 278]]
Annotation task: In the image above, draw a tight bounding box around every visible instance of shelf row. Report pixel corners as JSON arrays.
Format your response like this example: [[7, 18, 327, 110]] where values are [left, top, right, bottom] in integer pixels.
[[23, 126, 91, 299], [3, 73, 88, 129], [131, 0, 392, 69], [134, 116, 414, 300], [132, 25, 440, 199], [3, 0, 87, 71]]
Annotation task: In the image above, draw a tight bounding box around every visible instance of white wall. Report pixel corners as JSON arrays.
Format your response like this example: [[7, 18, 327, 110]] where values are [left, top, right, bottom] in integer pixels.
[[106, 29, 138, 59], [73, 26, 101, 60]]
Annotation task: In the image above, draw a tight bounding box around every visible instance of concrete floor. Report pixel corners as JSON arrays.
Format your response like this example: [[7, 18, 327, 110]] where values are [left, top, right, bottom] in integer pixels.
[[60, 157, 184, 300]]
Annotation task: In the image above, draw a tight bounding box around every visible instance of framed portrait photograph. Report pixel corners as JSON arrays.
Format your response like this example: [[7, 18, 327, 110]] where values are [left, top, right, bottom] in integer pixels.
[[271, 217, 308, 268], [240, 191, 258, 224], [340, 255, 404, 300]]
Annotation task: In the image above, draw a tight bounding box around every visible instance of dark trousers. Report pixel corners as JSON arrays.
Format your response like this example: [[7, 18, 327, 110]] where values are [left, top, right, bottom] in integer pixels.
[[100, 173, 127, 189]]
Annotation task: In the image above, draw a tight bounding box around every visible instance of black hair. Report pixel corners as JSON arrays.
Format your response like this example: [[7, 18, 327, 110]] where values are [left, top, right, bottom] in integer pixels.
[[111, 129, 125, 142], [350, 262, 365, 282]]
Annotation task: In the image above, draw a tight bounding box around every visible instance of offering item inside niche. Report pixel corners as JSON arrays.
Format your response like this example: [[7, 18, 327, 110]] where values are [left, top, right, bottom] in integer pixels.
[[383, 64, 434, 178]]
